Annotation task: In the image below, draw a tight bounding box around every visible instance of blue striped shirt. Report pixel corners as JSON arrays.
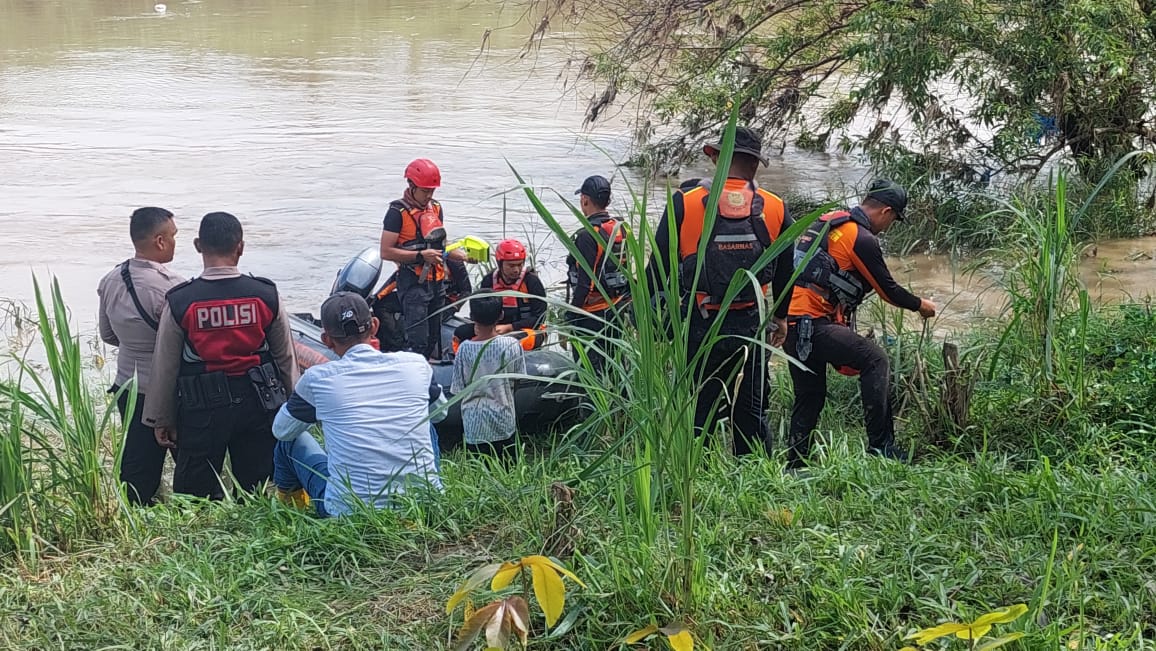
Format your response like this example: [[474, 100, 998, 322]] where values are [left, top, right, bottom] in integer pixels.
[[451, 336, 526, 445]]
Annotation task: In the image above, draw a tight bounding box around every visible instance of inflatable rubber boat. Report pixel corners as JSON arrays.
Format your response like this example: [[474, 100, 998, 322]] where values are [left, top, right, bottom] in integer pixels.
[[287, 248, 588, 450]]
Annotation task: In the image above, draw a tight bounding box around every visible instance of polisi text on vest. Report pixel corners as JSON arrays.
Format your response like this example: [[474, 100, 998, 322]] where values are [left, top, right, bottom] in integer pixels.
[[195, 300, 260, 330]]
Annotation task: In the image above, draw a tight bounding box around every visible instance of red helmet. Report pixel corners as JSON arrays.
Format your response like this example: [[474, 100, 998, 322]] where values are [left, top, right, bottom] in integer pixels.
[[495, 238, 527, 262], [404, 158, 441, 189]]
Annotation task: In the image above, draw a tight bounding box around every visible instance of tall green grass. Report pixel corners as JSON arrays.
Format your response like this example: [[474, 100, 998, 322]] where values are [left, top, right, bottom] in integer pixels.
[[986, 155, 1146, 416], [499, 105, 823, 610], [0, 390, 35, 556], [0, 275, 126, 560], [3, 445, 1154, 649], [2, 176, 1156, 648]]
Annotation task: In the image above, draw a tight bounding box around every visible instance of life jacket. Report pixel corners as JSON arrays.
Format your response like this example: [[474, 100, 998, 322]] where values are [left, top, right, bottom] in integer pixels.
[[293, 340, 332, 372], [451, 327, 540, 354], [793, 209, 869, 315], [374, 274, 400, 312], [491, 268, 537, 324], [165, 275, 279, 377], [392, 198, 447, 282], [568, 215, 630, 312], [370, 276, 407, 353], [377, 262, 468, 309], [677, 178, 785, 313]]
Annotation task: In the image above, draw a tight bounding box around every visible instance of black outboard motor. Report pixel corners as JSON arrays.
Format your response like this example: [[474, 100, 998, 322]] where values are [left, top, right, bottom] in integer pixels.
[[331, 246, 383, 298]]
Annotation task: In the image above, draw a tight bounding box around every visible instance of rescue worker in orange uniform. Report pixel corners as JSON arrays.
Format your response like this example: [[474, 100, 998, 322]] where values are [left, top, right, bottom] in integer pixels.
[[785, 180, 937, 467], [565, 175, 630, 374], [646, 126, 796, 456], [373, 256, 471, 353], [452, 238, 547, 352], [379, 158, 469, 359]]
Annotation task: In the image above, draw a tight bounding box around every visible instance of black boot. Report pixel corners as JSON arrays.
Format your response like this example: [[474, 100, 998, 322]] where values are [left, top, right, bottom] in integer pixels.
[[868, 442, 910, 464]]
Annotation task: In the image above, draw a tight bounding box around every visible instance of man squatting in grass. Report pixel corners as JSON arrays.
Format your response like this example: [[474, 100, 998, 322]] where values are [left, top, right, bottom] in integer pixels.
[[272, 292, 445, 516]]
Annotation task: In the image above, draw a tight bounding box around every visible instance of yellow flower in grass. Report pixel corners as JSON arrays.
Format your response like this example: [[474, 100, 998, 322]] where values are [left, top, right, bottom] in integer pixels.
[[904, 603, 1028, 649]]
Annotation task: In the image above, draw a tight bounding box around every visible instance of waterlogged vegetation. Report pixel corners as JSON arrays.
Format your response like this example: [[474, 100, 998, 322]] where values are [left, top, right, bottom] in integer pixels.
[[3, 123, 1156, 648], [533, 0, 1156, 254]]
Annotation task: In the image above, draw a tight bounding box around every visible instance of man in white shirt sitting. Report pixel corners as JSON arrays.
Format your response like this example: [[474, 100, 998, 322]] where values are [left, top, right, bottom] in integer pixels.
[[272, 292, 444, 516]]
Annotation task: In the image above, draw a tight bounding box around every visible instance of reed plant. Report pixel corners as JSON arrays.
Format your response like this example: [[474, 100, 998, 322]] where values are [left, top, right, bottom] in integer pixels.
[[986, 154, 1143, 410], [2, 205, 1155, 649], [0, 391, 36, 556], [0, 275, 126, 560]]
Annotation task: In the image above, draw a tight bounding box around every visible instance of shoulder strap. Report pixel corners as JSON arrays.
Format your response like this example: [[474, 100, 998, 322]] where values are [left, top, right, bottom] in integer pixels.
[[391, 199, 422, 228], [748, 192, 773, 247], [824, 210, 854, 227], [120, 260, 159, 331], [248, 273, 277, 287], [803, 210, 853, 241]]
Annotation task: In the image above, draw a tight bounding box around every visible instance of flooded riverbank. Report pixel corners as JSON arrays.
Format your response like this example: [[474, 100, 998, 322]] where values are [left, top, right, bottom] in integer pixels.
[[1, 0, 1153, 340]]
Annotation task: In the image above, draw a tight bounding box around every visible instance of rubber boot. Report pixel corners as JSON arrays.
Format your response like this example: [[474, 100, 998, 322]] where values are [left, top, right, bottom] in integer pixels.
[[276, 487, 311, 509]]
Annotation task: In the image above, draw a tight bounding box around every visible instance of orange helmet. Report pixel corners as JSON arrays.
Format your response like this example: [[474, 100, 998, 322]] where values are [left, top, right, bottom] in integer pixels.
[[404, 159, 441, 189], [495, 238, 527, 262]]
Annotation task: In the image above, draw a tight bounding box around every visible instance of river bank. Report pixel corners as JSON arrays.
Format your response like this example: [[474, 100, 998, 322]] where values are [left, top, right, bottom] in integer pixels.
[[3, 444, 1153, 649], [4, 2, 1156, 648], [3, 206, 1155, 647]]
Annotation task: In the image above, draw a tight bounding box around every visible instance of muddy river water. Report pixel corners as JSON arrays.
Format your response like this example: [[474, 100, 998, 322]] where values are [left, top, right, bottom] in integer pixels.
[[2, 0, 1153, 342]]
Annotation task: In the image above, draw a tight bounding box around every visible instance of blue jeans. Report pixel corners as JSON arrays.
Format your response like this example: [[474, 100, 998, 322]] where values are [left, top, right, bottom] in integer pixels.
[[273, 433, 332, 517], [429, 423, 441, 469], [273, 425, 441, 518]]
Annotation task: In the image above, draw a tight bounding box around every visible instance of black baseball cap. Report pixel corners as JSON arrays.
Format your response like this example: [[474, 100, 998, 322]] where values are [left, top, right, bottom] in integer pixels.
[[575, 175, 612, 204], [703, 126, 769, 166], [865, 179, 909, 220], [320, 291, 373, 338]]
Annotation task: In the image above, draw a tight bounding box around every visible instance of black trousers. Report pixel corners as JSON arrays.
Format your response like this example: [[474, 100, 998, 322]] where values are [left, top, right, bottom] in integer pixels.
[[397, 270, 446, 359], [565, 311, 619, 375], [172, 381, 276, 500], [465, 436, 520, 462], [784, 317, 894, 464], [687, 311, 771, 456], [114, 388, 175, 506], [373, 303, 407, 353]]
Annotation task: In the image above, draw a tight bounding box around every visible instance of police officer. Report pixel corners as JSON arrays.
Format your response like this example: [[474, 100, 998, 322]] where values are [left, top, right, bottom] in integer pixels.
[[565, 175, 630, 373], [378, 159, 469, 359], [97, 207, 184, 505], [453, 238, 547, 352], [646, 126, 796, 456], [784, 180, 937, 467], [143, 212, 297, 499]]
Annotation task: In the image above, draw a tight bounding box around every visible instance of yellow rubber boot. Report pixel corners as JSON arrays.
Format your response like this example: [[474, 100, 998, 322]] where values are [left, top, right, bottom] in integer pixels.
[[276, 488, 311, 509]]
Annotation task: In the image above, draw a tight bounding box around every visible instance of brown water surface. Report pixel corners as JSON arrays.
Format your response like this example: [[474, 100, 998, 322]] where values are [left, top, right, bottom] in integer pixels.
[[1, 0, 1152, 342]]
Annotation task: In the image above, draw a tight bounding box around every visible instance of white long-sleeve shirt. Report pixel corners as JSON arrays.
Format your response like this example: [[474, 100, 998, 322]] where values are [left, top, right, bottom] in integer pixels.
[[272, 344, 444, 515]]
